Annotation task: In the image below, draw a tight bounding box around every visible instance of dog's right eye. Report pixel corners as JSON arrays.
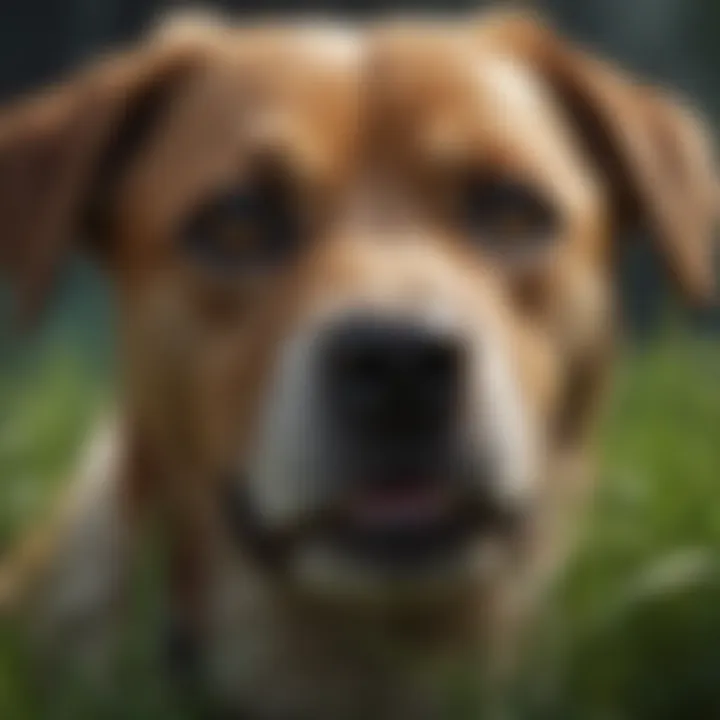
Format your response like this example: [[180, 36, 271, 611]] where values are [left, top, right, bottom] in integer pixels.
[[182, 172, 300, 276]]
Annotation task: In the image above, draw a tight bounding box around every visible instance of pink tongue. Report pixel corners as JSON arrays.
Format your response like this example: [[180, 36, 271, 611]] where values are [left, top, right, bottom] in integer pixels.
[[351, 485, 448, 527]]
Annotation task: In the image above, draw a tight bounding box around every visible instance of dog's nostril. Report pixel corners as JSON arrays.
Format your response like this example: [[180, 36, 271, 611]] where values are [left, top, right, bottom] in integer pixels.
[[323, 315, 463, 438]]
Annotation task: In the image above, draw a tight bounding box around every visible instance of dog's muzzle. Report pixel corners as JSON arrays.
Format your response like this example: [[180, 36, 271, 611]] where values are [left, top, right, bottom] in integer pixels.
[[226, 313, 529, 582]]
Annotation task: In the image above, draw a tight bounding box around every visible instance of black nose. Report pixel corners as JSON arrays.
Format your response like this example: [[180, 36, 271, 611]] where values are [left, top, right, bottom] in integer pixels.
[[322, 315, 464, 447]]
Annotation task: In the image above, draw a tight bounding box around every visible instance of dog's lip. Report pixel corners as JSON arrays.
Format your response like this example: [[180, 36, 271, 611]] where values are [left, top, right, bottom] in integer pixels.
[[344, 481, 455, 530], [330, 478, 527, 556], [329, 484, 474, 567]]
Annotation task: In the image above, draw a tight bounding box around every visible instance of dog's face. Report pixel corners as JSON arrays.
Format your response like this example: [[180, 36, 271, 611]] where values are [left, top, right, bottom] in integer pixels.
[[1, 12, 716, 601]]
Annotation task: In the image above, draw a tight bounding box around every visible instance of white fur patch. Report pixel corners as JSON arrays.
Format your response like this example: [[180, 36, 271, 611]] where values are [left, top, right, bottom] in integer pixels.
[[299, 25, 362, 68], [474, 331, 538, 505], [32, 419, 128, 675], [245, 324, 335, 527]]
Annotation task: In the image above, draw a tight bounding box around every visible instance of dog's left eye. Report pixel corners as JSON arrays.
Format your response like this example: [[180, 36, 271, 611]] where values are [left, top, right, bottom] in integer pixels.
[[182, 172, 300, 274], [461, 175, 559, 258]]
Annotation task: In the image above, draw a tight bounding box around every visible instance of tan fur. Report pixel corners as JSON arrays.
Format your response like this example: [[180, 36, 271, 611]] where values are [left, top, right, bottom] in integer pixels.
[[0, 9, 716, 718]]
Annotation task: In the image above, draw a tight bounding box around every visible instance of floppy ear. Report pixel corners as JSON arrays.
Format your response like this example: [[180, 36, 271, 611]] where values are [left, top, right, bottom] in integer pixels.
[[481, 11, 719, 305], [0, 20, 215, 326]]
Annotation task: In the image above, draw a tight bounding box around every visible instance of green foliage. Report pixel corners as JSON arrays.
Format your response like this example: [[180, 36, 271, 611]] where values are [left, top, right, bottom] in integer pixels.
[[517, 333, 720, 719], [0, 333, 718, 719]]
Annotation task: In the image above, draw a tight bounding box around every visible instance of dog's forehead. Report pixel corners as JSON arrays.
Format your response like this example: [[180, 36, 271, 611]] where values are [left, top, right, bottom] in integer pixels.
[[364, 25, 598, 215], [223, 25, 364, 166], [122, 20, 599, 239], [227, 24, 361, 82], [118, 24, 363, 236]]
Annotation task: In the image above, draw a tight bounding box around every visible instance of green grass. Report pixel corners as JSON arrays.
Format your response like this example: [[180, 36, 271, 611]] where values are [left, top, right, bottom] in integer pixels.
[[0, 331, 718, 719], [519, 333, 720, 720]]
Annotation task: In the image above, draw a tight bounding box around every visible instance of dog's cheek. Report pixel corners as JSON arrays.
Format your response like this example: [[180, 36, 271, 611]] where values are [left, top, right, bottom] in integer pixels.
[[120, 280, 212, 453], [192, 334, 266, 472], [548, 253, 614, 356], [184, 289, 307, 479]]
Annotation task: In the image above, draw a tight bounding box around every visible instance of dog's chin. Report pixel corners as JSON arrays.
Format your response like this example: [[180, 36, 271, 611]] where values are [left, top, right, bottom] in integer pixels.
[[286, 533, 508, 607]]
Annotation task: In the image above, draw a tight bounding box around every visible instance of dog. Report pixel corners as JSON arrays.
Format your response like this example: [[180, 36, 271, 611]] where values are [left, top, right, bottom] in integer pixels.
[[0, 8, 717, 718]]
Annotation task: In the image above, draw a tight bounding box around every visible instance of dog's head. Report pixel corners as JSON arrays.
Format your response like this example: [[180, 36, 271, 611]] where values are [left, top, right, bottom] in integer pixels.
[[1, 11, 716, 601]]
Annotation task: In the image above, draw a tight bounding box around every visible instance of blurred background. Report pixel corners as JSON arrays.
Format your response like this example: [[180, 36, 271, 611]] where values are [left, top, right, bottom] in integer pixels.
[[0, 1, 718, 718]]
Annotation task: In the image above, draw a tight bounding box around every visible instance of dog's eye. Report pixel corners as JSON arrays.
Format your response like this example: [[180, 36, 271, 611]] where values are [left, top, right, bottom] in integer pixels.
[[461, 175, 559, 259], [182, 172, 300, 275]]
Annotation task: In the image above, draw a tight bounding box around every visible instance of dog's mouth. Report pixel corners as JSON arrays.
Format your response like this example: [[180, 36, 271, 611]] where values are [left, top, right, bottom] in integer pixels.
[[223, 473, 522, 573], [328, 480, 500, 567]]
